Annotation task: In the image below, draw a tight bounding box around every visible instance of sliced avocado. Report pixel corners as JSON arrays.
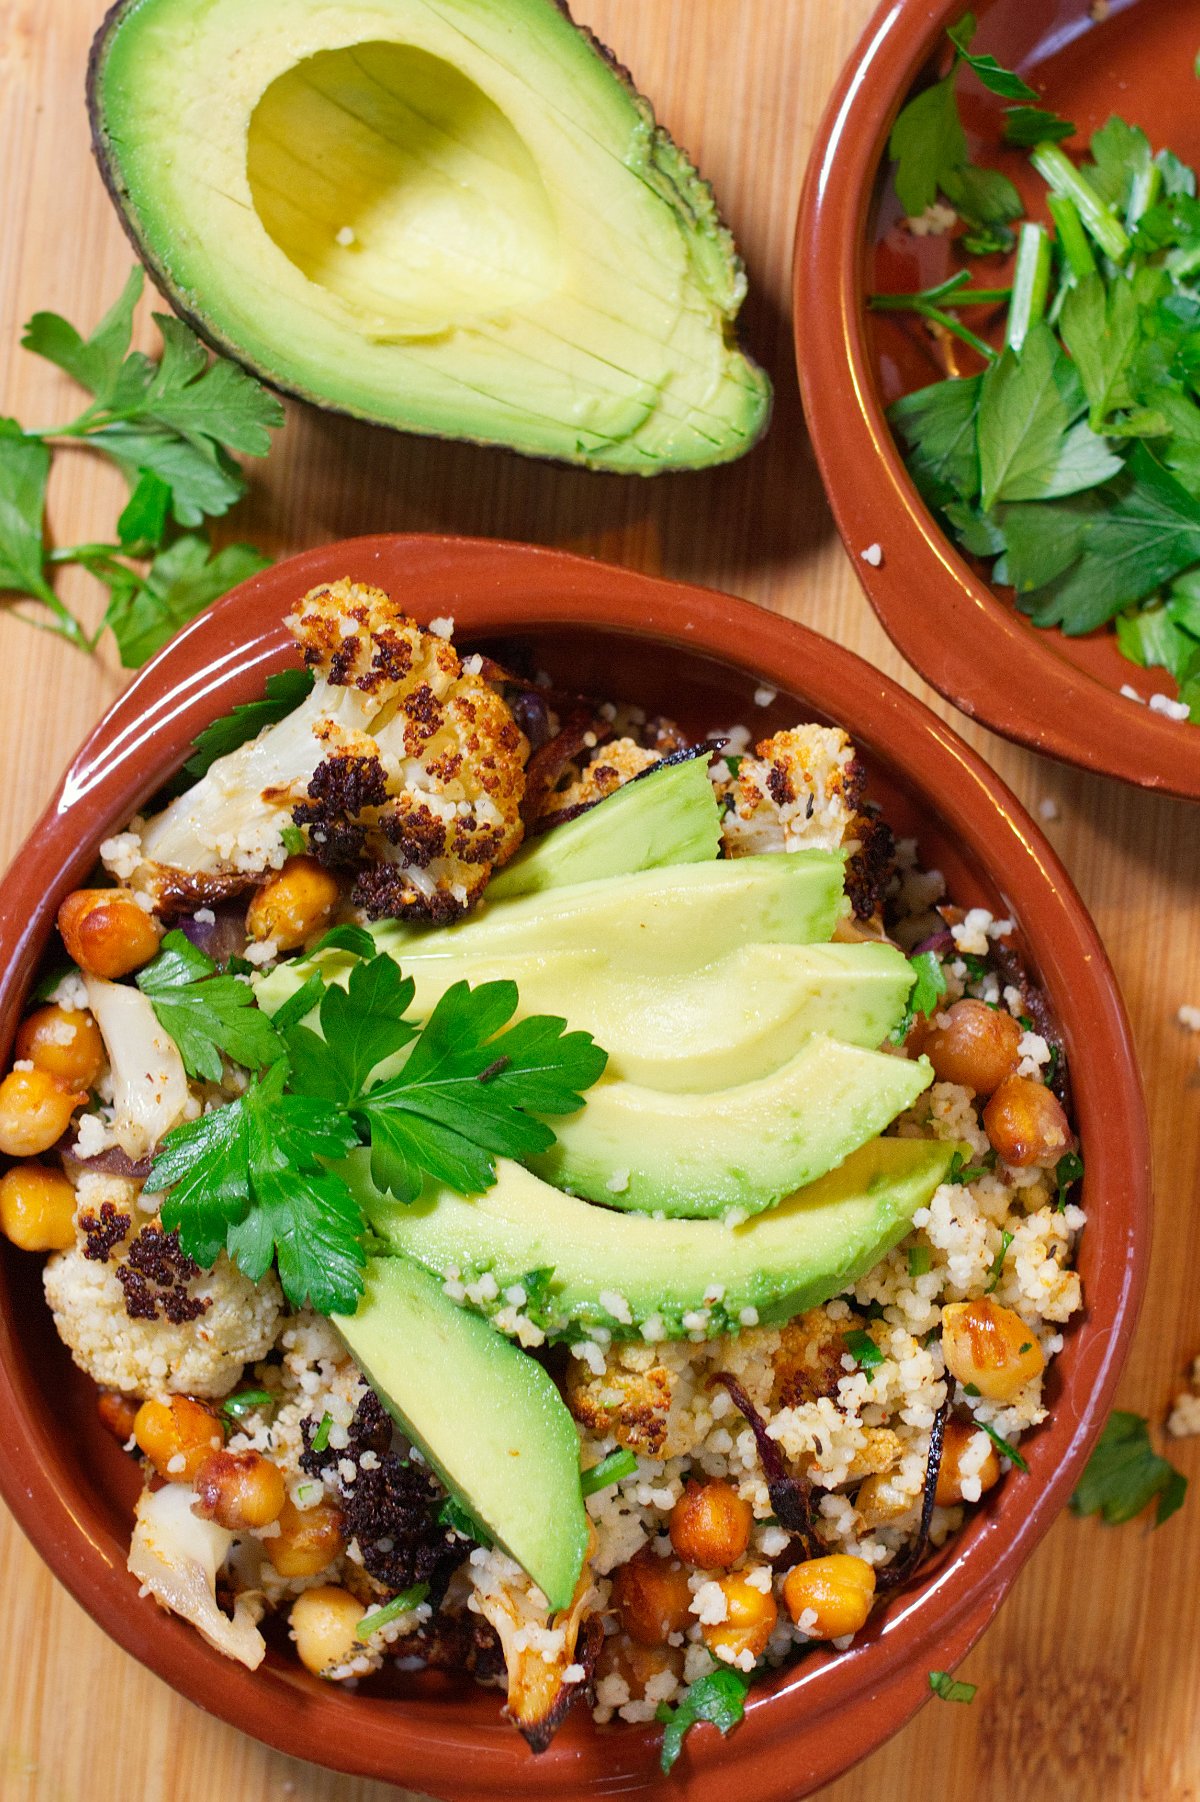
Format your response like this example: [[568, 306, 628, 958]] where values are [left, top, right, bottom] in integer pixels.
[[332, 1253, 587, 1610], [256, 937, 915, 1093], [530, 1038, 934, 1218], [354, 1138, 964, 1341], [89, 0, 771, 471], [487, 756, 720, 901], [372, 853, 847, 973]]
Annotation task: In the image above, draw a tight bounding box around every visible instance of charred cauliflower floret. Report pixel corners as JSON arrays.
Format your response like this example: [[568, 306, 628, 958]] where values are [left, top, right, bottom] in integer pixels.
[[715, 725, 895, 921], [548, 738, 662, 815], [109, 581, 529, 923]]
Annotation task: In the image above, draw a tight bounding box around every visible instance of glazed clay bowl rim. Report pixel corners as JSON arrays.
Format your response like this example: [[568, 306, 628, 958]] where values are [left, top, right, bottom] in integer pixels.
[[793, 0, 1200, 802], [0, 535, 1148, 1799]]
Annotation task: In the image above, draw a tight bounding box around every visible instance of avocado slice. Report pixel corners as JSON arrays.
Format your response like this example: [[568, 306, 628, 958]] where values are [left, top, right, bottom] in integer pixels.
[[372, 852, 847, 972], [354, 1138, 964, 1341], [332, 1253, 587, 1610], [487, 756, 721, 901], [256, 936, 915, 1093], [530, 1038, 935, 1218], [88, 0, 771, 471]]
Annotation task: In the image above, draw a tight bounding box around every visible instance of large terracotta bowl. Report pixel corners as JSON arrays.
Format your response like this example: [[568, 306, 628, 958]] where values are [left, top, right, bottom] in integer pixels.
[[795, 0, 1200, 801], [0, 537, 1149, 1797]]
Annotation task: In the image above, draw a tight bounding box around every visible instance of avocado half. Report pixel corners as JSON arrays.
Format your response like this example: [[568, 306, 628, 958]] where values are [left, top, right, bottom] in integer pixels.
[[87, 0, 772, 472]]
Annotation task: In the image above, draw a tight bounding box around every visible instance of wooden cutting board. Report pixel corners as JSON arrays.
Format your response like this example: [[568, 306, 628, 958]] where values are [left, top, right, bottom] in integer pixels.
[[1, 2, 1198, 1798]]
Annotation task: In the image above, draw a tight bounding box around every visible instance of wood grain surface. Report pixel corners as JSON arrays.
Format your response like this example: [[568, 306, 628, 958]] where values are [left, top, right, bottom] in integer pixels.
[[1, 2, 1198, 1798]]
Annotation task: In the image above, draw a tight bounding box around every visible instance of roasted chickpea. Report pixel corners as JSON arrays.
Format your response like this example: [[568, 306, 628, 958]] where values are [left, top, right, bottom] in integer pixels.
[[192, 1448, 286, 1530], [669, 1479, 753, 1570], [14, 1005, 104, 1089], [595, 1632, 684, 1697], [610, 1546, 693, 1645], [57, 887, 161, 979], [923, 999, 1022, 1096], [0, 1162, 77, 1250], [246, 857, 340, 952], [270, 1495, 346, 1578], [983, 1075, 1073, 1168], [97, 1390, 140, 1443], [290, 1585, 364, 1676], [0, 1067, 87, 1157], [133, 1396, 224, 1481], [935, 1417, 1002, 1507], [782, 1555, 875, 1640], [702, 1573, 778, 1665], [942, 1298, 1045, 1403]]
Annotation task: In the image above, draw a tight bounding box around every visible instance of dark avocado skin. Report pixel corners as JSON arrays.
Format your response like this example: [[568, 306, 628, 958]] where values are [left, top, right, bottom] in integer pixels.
[[85, 0, 773, 474]]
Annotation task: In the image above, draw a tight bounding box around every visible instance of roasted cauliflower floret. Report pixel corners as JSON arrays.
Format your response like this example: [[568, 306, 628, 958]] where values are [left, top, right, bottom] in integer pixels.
[[108, 581, 529, 923], [549, 738, 662, 815], [715, 725, 895, 921], [467, 1540, 603, 1753], [44, 1236, 282, 1397]]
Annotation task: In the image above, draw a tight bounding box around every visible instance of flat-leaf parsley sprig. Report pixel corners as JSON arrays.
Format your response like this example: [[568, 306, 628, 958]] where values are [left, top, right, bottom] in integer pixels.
[[145, 951, 608, 1314], [1, 268, 281, 664]]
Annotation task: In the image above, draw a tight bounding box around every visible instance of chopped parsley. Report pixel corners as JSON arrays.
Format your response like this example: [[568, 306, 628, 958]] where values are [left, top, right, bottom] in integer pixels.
[[311, 1412, 333, 1455], [891, 949, 948, 1041], [656, 1665, 753, 1773], [146, 952, 607, 1315], [1055, 1149, 1084, 1212], [876, 32, 1200, 718], [136, 931, 285, 1082], [580, 1448, 639, 1496], [438, 1496, 492, 1546], [1071, 1410, 1188, 1526], [280, 823, 307, 858], [948, 1149, 994, 1185], [356, 1582, 430, 1641], [984, 1229, 1014, 1293], [220, 1388, 272, 1421], [975, 1417, 1029, 1473], [846, 1328, 884, 1382], [908, 1244, 933, 1278], [929, 1669, 977, 1704]]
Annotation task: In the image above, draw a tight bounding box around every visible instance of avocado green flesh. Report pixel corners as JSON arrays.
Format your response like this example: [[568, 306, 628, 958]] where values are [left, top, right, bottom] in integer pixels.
[[90, 0, 771, 470], [256, 936, 914, 1094], [486, 757, 721, 901], [353, 1139, 964, 1341], [332, 1253, 587, 1610], [371, 852, 847, 974], [531, 1039, 935, 1217]]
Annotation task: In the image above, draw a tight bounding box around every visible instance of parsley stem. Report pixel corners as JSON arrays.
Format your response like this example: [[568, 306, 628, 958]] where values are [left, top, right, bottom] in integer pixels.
[[1125, 159, 1162, 231], [870, 284, 1012, 312], [1046, 194, 1097, 281], [1032, 143, 1130, 264], [906, 302, 998, 362], [1005, 223, 1052, 353]]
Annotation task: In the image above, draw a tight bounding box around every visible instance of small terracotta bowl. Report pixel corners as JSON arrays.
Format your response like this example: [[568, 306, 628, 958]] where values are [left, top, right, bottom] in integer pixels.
[[0, 537, 1149, 1797], [795, 0, 1200, 800]]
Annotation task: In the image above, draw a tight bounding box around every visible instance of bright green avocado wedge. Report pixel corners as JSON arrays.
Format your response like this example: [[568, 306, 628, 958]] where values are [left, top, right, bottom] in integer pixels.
[[530, 1037, 935, 1218], [88, 0, 771, 471], [352, 1138, 963, 1342], [487, 756, 721, 901], [332, 1254, 587, 1611], [370, 853, 847, 973]]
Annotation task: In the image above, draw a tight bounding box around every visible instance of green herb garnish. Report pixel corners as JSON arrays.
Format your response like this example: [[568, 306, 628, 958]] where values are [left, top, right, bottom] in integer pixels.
[[908, 1244, 933, 1278], [975, 1417, 1029, 1473], [891, 949, 949, 1041], [929, 1669, 977, 1703], [1, 270, 279, 662], [984, 1229, 1014, 1293], [439, 1496, 492, 1546], [146, 953, 607, 1315], [356, 1583, 430, 1642], [220, 1388, 272, 1420], [948, 1149, 993, 1185], [1055, 1148, 1085, 1212], [846, 1328, 884, 1382], [656, 1666, 753, 1773], [183, 669, 315, 780], [1071, 1411, 1187, 1526], [311, 1412, 333, 1455], [876, 27, 1200, 718], [581, 1448, 639, 1496]]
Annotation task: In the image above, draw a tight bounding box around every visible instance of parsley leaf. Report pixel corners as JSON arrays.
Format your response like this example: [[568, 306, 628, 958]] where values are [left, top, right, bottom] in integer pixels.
[[359, 978, 607, 1203], [929, 1670, 977, 1704], [184, 668, 315, 778], [136, 930, 285, 1081], [103, 534, 271, 669], [657, 1666, 753, 1773], [889, 377, 983, 507], [439, 1496, 492, 1546], [1055, 1148, 1084, 1211], [148, 1061, 364, 1312], [978, 324, 1123, 509], [846, 1328, 884, 1381], [1060, 273, 1141, 428], [1003, 106, 1076, 147], [1071, 1411, 1188, 1526], [889, 74, 967, 219], [21, 267, 144, 406], [946, 16, 1037, 101], [976, 1417, 1029, 1472], [984, 1228, 1014, 1292], [283, 953, 418, 1104]]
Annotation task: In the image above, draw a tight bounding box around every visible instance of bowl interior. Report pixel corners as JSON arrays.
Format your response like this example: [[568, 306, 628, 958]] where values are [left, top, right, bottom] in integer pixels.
[[0, 539, 1150, 1800], [870, 0, 1200, 707]]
